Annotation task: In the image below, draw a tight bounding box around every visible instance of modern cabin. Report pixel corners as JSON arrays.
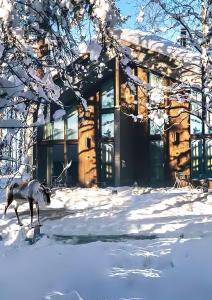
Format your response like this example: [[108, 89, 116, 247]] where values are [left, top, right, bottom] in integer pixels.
[[35, 30, 212, 187]]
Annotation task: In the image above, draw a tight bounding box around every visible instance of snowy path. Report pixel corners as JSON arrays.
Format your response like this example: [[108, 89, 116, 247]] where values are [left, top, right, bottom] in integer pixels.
[[1, 186, 212, 242], [1, 187, 212, 300], [0, 236, 212, 300]]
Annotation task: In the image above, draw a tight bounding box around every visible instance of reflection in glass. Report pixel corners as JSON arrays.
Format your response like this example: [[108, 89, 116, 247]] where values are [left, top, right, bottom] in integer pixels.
[[43, 123, 53, 140], [191, 139, 203, 177], [149, 73, 164, 104], [101, 80, 114, 108], [206, 139, 212, 174], [205, 96, 212, 134], [67, 111, 78, 140], [149, 73, 164, 134], [53, 120, 64, 140], [190, 92, 202, 134], [191, 139, 212, 178], [190, 92, 212, 134], [101, 113, 114, 138], [190, 115, 202, 134], [149, 140, 164, 183], [101, 143, 114, 182], [150, 120, 163, 135]]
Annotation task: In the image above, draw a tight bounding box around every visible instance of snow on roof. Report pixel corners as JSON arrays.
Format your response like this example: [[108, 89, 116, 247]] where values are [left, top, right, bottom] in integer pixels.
[[114, 29, 200, 65]]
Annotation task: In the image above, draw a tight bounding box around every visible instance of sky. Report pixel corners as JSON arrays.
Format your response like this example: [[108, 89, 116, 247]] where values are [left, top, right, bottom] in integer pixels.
[[116, 0, 179, 43], [116, 0, 139, 29]]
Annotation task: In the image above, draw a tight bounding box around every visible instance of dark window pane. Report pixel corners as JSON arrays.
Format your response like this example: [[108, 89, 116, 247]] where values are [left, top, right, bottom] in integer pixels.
[[205, 96, 212, 134], [191, 139, 212, 178], [101, 113, 114, 138], [191, 139, 203, 177], [67, 144, 78, 185], [101, 80, 114, 108], [149, 140, 164, 184], [206, 139, 212, 176]]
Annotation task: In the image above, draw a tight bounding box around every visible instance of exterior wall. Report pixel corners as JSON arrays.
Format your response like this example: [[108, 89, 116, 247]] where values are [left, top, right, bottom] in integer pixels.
[[114, 58, 121, 186], [78, 96, 98, 187], [167, 100, 190, 182], [35, 47, 197, 187], [137, 67, 149, 185]]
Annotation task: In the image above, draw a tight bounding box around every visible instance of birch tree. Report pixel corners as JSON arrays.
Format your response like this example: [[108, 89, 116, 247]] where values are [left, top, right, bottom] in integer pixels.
[[136, 0, 211, 121], [135, 0, 211, 175], [0, 0, 124, 181]]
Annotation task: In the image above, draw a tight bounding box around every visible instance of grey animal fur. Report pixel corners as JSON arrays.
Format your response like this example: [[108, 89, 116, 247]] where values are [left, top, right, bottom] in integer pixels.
[[4, 179, 51, 227]]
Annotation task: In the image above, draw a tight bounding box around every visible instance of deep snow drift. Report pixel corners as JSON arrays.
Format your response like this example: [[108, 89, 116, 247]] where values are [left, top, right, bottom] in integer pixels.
[[0, 186, 212, 300]]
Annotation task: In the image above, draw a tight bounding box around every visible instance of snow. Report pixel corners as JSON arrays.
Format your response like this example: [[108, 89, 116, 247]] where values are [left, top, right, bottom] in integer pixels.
[[113, 29, 200, 65], [136, 8, 145, 23], [1, 186, 212, 299], [53, 109, 66, 121]]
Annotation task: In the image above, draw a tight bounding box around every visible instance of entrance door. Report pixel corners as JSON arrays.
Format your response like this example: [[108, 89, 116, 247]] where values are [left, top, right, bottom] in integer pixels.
[[52, 144, 64, 185], [149, 140, 165, 185]]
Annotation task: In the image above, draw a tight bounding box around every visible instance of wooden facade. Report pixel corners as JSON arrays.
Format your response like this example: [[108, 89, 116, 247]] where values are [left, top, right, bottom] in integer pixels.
[[36, 45, 208, 187]]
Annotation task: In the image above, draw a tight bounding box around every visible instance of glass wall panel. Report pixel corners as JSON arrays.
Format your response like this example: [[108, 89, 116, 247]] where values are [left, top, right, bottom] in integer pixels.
[[149, 140, 164, 184], [53, 120, 64, 140], [205, 139, 212, 177], [67, 144, 78, 185], [191, 139, 212, 178], [101, 80, 114, 108], [150, 120, 164, 135], [190, 92, 202, 134], [43, 123, 53, 140], [190, 114, 202, 134], [101, 113, 114, 138], [149, 73, 164, 135], [52, 144, 64, 184], [149, 73, 164, 105], [205, 96, 212, 134], [101, 143, 114, 184], [67, 111, 78, 140], [191, 139, 203, 178]]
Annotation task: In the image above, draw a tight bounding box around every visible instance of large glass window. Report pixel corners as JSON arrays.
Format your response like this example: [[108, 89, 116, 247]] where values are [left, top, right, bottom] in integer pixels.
[[191, 140, 203, 177], [43, 123, 53, 140], [101, 80, 114, 108], [101, 113, 114, 138], [67, 144, 78, 185], [43, 120, 64, 140], [149, 73, 164, 135], [149, 140, 164, 184], [190, 92, 212, 134], [149, 73, 164, 105], [205, 96, 212, 134], [206, 139, 212, 176], [150, 117, 164, 135], [191, 139, 212, 178], [101, 143, 114, 183], [67, 111, 78, 140], [100, 79, 115, 185], [190, 92, 202, 134], [53, 120, 64, 140]]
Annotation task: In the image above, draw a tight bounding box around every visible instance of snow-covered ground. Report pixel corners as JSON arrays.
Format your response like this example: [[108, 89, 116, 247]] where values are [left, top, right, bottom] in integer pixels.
[[1, 186, 212, 300]]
